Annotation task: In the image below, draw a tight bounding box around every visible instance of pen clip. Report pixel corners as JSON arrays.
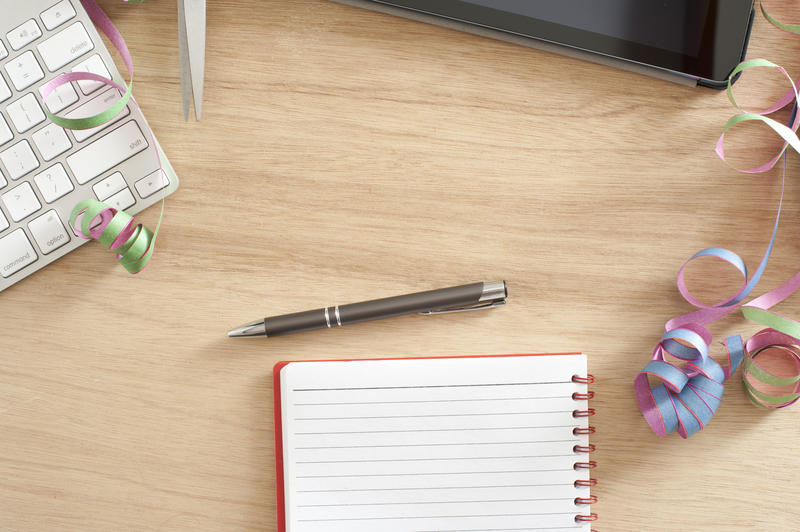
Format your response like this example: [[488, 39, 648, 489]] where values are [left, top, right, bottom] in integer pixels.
[[419, 299, 506, 315]]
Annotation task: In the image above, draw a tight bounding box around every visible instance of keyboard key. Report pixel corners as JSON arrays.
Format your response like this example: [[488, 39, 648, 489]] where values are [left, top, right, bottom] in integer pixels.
[[0, 208, 7, 232], [0, 139, 39, 180], [0, 113, 12, 147], [66, 88, 129, 142], [36, 22, 93, 72], [33, 163, 73, 203], [0, 40, 7, 61], [4, 50, 44, 91], [92, 171, 126, 201], [2, 181, 41, 222], [28, 210, 69, 255], [0, 169, 6, 189], [32, 123, 72, 161], [72, 54, 110, 95], [7, 20, 42, 51], [66, 121, 148, 184], [41, 0, 77, 31], [135, 169, 170, 199], [6, 93, 45, 133], [105, 187, 135, 211], [0, 74, 10, 103], [39, 80, 78, 113], [0, 229, 37, 277]]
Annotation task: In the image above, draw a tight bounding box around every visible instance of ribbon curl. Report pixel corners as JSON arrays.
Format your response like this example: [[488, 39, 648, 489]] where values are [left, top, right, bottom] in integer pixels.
[[635, 327, 743, 438], [42, 0, 134, 131], [635, 3, 800, 437], [725, 5, 800, 411], [741, 329, 800, 408], [42, 0, 163, 272], [70, 199, 156, 273]]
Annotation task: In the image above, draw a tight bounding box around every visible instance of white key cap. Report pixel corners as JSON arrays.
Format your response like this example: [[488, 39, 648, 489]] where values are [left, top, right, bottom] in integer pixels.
[[28, 210, 69, 254], [0, 170, 6, 189], [4, 50, 44, 91], [0, 74, 10, 103], [32, 123, 72, 161], [72, 54, 110, 95], [33, 163, 73, 203], [7, 20, 43, 51], [39, 80, 78, 113], [0, 208, 7, 232], [105, 187, 135, 211], [67, 121, 148, 184], [66, 88, 129, 142], [2, 182, 41, 222], [0, 229, 37, 277], [135, 169, 170, 199], [0, 40, 7, 60], [41, 0, 77, 31], [92, 171, 126, 201], [0, 139, 39, 180], [36, 22, 94, 72], [6, 93, 45, 133], [0, 114, 12, 147]]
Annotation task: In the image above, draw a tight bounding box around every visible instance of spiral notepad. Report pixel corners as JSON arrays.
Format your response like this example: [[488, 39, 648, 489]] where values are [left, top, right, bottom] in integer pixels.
[[273, 353, 597, 531]]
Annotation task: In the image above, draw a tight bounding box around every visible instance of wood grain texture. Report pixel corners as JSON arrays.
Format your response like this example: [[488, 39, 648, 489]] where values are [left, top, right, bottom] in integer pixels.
[[3, 1, 800, 530]]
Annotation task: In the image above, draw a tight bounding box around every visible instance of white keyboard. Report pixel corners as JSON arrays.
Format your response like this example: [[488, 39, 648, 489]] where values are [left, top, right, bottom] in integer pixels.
[[0, 0, 179, 292]]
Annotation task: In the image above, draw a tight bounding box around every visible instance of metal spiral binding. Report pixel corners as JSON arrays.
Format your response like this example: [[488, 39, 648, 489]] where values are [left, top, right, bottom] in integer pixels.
[[572, 374, 597, 530]]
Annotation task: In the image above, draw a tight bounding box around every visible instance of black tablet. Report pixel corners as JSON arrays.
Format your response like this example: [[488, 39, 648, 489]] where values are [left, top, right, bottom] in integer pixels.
[[343, 0, 755, 88]]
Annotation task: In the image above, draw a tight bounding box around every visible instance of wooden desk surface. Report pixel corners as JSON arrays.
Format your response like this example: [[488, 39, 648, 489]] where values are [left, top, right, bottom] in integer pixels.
[[3, 1, 800, 530]]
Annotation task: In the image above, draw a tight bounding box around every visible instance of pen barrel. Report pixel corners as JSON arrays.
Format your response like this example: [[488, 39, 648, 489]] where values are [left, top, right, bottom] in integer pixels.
[[338, 282, 487, 325], [262, 282, 492, 336], [264, 309, 330, 337]]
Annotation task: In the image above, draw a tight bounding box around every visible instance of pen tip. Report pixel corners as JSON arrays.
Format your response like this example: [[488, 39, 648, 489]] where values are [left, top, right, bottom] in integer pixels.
[[227, 321, 267, 338]]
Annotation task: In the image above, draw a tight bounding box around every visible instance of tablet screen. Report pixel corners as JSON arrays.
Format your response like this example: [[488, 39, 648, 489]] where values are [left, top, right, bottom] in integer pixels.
[[372, 0, 754, 83], [467, 0, 709, 57]]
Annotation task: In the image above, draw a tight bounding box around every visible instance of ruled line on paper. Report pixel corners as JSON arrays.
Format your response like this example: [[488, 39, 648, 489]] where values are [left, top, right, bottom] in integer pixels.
[[293, 396, 570, 406], [297, 482, 575, 493], [298, 511, 579, 522], [418, 525, 583, 532], [298, 496, 578, 507], [293, 381, 574, 392], [296, 453, 578, 464], [296, 468, 576, 478], [295, 440, 578, 449], [294, 425, 580, 435], [295, 411, 574, 420]]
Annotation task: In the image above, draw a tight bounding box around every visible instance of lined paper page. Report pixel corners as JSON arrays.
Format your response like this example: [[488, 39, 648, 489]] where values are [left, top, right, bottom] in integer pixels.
[[280, 354, 591, 532]]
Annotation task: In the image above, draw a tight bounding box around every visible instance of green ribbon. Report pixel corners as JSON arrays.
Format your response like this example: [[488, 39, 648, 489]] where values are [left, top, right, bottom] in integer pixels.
[[69, 199, 161, 274], [741, 348, 800, 408], [44, 82, 132, 130], [52, 0, 166, 275], [742, 306, 800, 339], [760, 2, 800, 35]]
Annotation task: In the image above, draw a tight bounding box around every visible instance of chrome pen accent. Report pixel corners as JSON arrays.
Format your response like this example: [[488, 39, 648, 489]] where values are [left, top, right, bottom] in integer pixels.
[[227, 320, 267, 338]]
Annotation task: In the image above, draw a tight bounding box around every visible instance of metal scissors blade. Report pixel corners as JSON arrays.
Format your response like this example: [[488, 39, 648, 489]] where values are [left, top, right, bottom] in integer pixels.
[[178, 0, 206, 120]]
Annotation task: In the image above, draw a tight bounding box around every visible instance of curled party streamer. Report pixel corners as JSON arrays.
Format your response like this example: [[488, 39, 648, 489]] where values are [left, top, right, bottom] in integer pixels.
[[636, 3, 800, 437]]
